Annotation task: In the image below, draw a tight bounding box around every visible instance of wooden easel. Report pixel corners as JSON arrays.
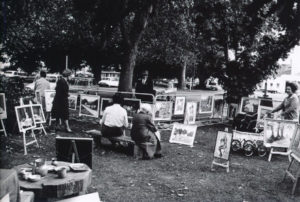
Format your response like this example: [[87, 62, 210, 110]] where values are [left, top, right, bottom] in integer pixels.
[[68, 140, 80, 163], [0, 119, 7, 137], [268, 147, 289, 162], [283, 152, 300, 195], [211, 158, 230, 173], [19, 99, 40, 155]]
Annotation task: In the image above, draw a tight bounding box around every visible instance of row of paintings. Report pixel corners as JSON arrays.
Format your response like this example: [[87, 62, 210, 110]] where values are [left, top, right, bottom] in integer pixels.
[[174, 96, 214, 115]]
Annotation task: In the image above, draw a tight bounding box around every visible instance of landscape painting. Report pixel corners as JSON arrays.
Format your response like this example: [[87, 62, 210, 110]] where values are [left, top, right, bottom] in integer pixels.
[[169, 123, 197, 147], [199, 95, 214, 113], [79, 94, 100, 118], [31, 104, 46, 124]]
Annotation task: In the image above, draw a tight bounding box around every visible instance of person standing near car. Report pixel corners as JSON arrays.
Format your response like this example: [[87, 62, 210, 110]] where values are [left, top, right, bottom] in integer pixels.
[[135, 70, 155, 102], [34, 70, 50, 111]]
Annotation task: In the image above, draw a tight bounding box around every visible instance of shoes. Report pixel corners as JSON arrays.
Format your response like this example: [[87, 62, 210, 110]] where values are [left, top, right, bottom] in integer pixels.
[[65, 128, 72, 133], [154, 153, 163, 158]]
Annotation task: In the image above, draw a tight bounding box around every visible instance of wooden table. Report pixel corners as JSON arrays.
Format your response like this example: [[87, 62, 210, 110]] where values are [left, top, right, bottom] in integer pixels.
[[0, 169, 20, 202], [14, 161, 92, 199]]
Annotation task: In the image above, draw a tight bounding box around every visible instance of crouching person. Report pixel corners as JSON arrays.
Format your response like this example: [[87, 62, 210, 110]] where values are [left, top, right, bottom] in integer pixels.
[[99, 93, 128, 147], [131, 103, 162, 159]]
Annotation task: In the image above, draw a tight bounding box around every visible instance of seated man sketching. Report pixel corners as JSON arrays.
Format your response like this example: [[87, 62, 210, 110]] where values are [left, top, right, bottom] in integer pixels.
[[99, 93, 128, 147]]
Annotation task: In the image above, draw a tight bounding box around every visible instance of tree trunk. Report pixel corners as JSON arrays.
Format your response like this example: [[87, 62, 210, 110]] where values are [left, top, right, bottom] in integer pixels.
[[118, 44, 138, 92], [178, 59, 187, 90]]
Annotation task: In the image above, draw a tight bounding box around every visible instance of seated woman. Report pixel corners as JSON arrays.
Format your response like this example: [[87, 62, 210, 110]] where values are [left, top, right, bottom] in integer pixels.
[[130, 103, 162, 159], [99, 93, 128, 147]]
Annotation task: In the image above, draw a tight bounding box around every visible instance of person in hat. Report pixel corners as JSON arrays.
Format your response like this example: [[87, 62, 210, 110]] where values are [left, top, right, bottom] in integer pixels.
[[51, 69, 72, 132], [135, 70, 155, 102], [130, 103, 162, 159]]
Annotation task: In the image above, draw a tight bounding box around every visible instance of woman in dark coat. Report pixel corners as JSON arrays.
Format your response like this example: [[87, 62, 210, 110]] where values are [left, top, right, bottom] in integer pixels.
[[130, 103, 162, 159], [51, 69, 72, 132]]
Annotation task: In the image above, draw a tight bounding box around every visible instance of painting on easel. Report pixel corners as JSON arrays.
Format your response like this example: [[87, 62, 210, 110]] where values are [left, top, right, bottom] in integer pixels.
[[15, 105, 36, 132], [213, 131, 232, 160], [290, 125, 300, 158], [264, 119, 298, 148], [0, 93, 7, 119], [31, 104, 46, 124]]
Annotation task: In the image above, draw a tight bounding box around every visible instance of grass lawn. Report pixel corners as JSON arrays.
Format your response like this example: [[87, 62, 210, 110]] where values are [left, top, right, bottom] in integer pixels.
[[1, 113, 299, 201]]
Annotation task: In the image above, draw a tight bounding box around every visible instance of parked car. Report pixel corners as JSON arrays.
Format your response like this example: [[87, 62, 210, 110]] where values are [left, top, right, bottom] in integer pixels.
[[98, 77, 119, 87], [206, 78, 222, 91], [4, 70, 28, 78]]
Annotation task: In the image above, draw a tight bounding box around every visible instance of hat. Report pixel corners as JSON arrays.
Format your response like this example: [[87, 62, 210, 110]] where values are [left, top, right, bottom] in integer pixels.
[[141, 70, 149, 76], [140, 103, 152, 114], [62, 69, 72, 77]]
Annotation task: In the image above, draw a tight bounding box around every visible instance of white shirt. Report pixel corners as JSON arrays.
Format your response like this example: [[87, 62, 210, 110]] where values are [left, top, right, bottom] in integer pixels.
[[34, 77, 50, 97], [100, 104, 128, 128]]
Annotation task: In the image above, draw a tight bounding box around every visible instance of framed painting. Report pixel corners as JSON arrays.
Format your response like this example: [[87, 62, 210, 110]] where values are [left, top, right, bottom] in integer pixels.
[[212, 94, 224, 119], [228, 103, 239, 120], [79, 94, 100, 118], [184, 102, 197, 124], [123, 98, 141, 117], [169, 123, 197, 147], [240, 97, 259, 114], [15, 105, 36, 132], [154, 101, 173, 121], [174, 96, 185, 115], [290, 125, 300, 158], [214, 131, 232, 160], [100, 98, 113, 116], [199, 95, 214, 114], [264, 119, 298, 148], [256, 106, 273, 129], [68, 94, 78, 110], [31, 104, 46, 124], [44, 90, 56, 112], [0, 93, 7, 119]]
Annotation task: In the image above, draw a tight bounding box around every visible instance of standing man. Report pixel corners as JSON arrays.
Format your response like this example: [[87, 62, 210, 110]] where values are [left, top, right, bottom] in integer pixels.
[[135, 70, 155, 102], [34, 70, 50, 111]]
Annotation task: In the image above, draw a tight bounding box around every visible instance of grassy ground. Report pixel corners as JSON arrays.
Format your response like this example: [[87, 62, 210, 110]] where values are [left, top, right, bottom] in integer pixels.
[[1, 114, 300, 202]]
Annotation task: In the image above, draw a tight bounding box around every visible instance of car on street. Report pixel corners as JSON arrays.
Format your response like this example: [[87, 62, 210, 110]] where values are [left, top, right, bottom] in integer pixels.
[[98, 77, 119, 87], [4, 70, 28, 78]]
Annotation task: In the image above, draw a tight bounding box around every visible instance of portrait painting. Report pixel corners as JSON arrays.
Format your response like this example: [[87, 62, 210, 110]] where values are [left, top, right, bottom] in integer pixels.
[[68, 94, 78, 110], [15, 105, 36, 132], [0, 93, 7, 119], [31, 104, 46, 124], [184, 102, 197, 124], [174, 96, 185, 115], [264, 119, 298, 148], [123, 98, 141, 117], [100, 98, 113, 115], [79, 94, 100, 118], [214, 131, 232, 160], [199, 95, 214, 113], [44, 90, 56, 112], [154, 101, 173, 121], [240, 97, 259, 114], [169, 123, 197, 147]]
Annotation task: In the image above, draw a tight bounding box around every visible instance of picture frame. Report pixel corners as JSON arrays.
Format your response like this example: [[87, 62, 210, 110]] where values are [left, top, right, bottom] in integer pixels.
[[169, 123, 197, 147], [15, 105, 36, 132], [154, 101, 173, 121], [290, 125, 300, 158], [100, 98, 113, 116], [68, 94, 78, 110], [44, 90, 56, 112], [264, 118, 298, 148], [256, 106, 273, 129], [199, 95, 214, 114], [240, 97, 259, 114], [79, 94, 100, 118], [213, 131, 233, 160], [212, 94, 224, 119], [174, 96, 185, 115], [31, 104, 46, 124], [184, 102, 197, 124], [123, 98, 141, 117], [0, 93, 7, 119]]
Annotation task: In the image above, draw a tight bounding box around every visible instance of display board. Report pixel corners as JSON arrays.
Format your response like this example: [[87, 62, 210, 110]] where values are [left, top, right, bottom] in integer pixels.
[[174, 96, 185, 115], [214, 131, 232, 160], [154, 101, 173, 121], [0, 93, 7, 119], [15, 105, 36, 132], [240, 97, 259, 114], [169, 123, 197, 147], [79, 94, 100, 118], [44, 90, 56, 112]]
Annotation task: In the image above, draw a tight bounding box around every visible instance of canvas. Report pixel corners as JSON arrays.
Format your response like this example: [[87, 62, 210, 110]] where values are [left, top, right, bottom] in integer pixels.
[[174, 96, 185, 115], [264, 119, 298, 148], [123, 98, 141, 117], [199, 95, 214, 113], [240, 97, 260, 114], [290, 125, 300, 158], [79, 94, 100, 118], [44, 90, 56, 112], [100, 98, 113, 115], [256, 106, 273, 129], [154, 101, 173, 121], [0, 93, 7, 119], [214, 131, 232, 160], [31, 104, 46, 124], [169, 123, 197, 147], [212, 94, 224, 119], [15, 105, 36, 132], [184, 102, 197, 124], [68, 94, 78, 110]]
